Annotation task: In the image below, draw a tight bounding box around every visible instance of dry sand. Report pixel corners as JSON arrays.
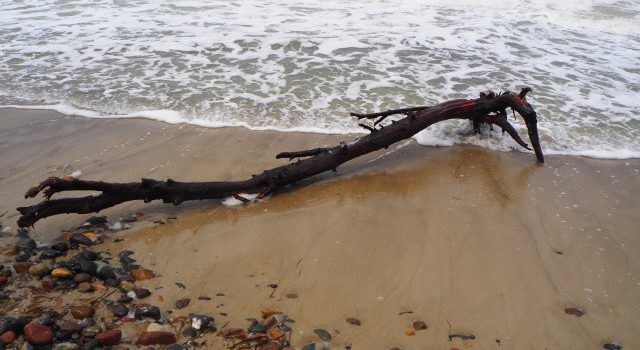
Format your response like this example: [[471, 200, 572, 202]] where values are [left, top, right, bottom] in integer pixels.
[[1, 108, 640, 349]]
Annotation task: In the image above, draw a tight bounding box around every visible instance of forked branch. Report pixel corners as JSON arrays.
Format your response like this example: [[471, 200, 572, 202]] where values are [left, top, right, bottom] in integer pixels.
[[17, 88, 544, 227]]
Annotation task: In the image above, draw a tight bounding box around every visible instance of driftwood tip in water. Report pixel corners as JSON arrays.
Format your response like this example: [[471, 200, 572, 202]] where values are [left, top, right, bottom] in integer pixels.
[[17, 87, 544, 227]]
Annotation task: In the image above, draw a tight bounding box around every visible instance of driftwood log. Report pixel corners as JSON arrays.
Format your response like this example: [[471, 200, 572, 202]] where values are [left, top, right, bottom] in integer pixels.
[[17, 88, 544, 227]]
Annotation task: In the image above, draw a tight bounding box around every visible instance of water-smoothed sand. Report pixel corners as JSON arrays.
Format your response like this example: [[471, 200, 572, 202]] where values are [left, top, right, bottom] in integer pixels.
[[1, 108, 640, 349]]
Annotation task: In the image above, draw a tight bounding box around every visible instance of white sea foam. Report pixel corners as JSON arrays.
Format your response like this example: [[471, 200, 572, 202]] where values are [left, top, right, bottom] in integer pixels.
[[0, 0, 638, 159]]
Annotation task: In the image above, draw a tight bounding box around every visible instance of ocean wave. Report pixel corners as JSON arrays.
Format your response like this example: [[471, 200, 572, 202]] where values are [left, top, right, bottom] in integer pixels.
[[0, 0, 638, 159], [3, 103, 638, 159]]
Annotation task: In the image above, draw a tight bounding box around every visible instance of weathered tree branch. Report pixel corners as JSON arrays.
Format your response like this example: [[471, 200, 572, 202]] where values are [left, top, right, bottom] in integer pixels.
[[16, 88, 544, 227]]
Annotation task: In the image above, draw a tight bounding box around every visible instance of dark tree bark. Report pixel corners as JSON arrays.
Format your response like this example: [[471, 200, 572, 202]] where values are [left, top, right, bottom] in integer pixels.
[[17, 88, 544, 227]]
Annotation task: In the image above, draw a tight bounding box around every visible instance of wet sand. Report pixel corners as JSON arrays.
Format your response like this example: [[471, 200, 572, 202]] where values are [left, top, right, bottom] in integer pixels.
[[1, 108, 640, 349]]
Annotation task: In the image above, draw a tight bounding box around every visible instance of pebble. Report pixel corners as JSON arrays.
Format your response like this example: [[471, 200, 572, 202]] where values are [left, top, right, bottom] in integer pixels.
[[78, 317, 95, 328], [24, 321, 54, 345], [175, 298, 190, 309], [285, 293, 298, 299], [108, 304, 129, 318], [134, 305, 161, 320], [95, 329, 122, 346], [13, 262, 33, 274], [137, 331, 177, 345], [405, 329, 416, 336], [15, 251, 31, 262], [565, 307, 585, 317], [260, 341, 282, 350], [220, 328, 245, 339], [0, 330, 16, 344], [77, 257, 96, 275], [58, 321, 83, 334], [69, 233, 92, 247], [77, 282, 93, 293], [301, 342, 331, 350], [40, 249, 64, 259], [413, 320, 428, 330], [50, 242, 69, 252], [248, 322, 266, 334], [268, 327, 285, 340], [52, 343, 79, 350], [604, 344, 623, 350], [38, 311, 60, 326], [119, 280, 135, 292], [346, 317, 361, 326], [131, 268, 155, 281], [51, 268, 73, 279], [134, 288, 151, 299], [85, 216, 108, 225], [82, 324, 101, 337], [261, 308, 282, 318], [29, 263, 51, 277], [146, 323, 169, 332], [73, 273, 92, 283], [15, 237, 36, 252], [191, 315, 214, 331], [71, 305, 95, 320], [0, 267, 10, 277], [41, 277, 57, 290], [117, 295, 134, 304], [313, 329, 332, 341], [0, 276, 7, 287], [95, 262, 116, 280]]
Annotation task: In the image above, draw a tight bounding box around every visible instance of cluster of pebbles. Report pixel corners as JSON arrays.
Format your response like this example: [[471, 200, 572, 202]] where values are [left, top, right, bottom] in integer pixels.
[[0, 215, 217, 349]]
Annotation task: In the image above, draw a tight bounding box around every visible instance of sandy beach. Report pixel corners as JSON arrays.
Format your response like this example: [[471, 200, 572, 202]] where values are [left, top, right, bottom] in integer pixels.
[[1, 107, 639, 349]]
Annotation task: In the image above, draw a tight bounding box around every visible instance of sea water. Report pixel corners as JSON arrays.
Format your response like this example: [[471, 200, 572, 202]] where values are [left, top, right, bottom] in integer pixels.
[[1, 0, 638, 158]]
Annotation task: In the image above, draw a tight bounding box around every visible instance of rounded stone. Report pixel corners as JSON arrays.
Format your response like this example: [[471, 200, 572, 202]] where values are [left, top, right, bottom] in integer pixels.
[[134, 305, 161, 320], [51, 268, 73, 279], [77, 282, 93, 293], [412, 320, 427, 331], [0, 330, 17, 344], [137, 331, 177, 345], [28, 263, 50, 277], [13, 262, 33, 274], [15, 237, 36, 252], [24, 321, 54, 345], [69, 233, 92, 247], [130, 268, 155, 281], [134, 288, 151, 299], [345, 317, 361, 326], [108, 304, 129, 318], [71, 305, 95, 320], [95, 329, 122, 346], [41, 277, 57, 290], [73, 273, 92, 283]]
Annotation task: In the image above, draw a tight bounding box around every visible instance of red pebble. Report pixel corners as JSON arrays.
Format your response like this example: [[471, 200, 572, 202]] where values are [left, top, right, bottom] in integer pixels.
[[24, 321, 54, 345]]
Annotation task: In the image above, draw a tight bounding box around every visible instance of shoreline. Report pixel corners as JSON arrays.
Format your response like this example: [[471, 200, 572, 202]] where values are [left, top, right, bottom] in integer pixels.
[[3, 104, 639, 160], [1, 108, 640, 349]]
